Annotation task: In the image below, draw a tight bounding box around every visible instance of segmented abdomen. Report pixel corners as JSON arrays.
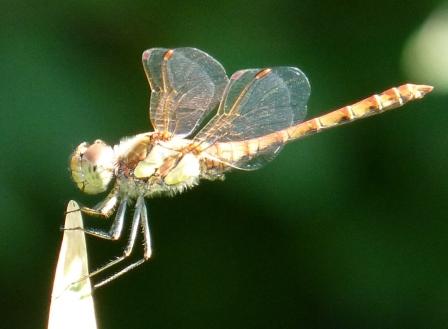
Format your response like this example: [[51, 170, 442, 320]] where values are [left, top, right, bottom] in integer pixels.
[[204, 84, 432, 166]]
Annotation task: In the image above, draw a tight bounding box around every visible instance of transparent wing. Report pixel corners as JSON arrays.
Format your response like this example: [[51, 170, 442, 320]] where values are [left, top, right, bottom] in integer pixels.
[[142, 47, 229, 138], [194, 67, 310, 169]]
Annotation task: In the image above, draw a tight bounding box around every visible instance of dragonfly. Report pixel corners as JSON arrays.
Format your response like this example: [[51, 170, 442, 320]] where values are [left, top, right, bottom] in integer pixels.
[[68, 47, 432, 288]]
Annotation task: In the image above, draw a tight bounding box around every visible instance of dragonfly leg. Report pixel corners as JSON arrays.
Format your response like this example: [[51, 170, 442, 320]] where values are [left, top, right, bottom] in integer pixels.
[[78, 196, 146, 285], [140, 199, 152, 259], [62, 196, 128, 240], [65, 187, 119, 218], [94, 258, 146, 289], [93, 199, 152, 289]]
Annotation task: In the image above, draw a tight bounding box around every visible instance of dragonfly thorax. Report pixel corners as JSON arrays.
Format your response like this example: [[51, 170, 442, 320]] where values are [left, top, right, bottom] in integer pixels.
[[116, 135, 202, 198]]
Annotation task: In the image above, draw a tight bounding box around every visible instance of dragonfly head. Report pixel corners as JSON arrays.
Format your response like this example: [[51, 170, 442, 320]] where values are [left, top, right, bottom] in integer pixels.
[[70, 140, 116, 194]]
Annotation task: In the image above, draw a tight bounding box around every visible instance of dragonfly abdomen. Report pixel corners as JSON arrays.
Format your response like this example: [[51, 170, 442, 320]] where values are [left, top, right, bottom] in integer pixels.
[[202, 130, 289, 168], [286, 84, 432, 140], [201, 84, 432, 169]]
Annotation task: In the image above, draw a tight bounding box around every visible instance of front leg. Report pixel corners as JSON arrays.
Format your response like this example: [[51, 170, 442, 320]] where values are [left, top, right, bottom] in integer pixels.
[[80, 194, 119, 218], [63, 196, 128, 240], [63, 185, 126, 240], [65, 186, 120, 218], [81, 196, 128, 240]]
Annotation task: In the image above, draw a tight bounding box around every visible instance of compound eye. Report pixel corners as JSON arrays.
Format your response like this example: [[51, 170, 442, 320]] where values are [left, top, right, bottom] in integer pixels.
[[70, 141, 115, 194], [81, 141, 116, 172]]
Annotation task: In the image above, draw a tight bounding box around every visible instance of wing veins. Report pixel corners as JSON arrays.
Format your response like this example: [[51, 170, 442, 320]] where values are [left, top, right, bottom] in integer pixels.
[[145, 48, 229, 137], [226, 72, 262, 115]]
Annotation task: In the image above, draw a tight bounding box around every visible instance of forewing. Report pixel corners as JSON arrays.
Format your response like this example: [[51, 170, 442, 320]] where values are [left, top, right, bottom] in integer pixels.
[[142, 47, 229, 138], [194, 67, 310, 169]]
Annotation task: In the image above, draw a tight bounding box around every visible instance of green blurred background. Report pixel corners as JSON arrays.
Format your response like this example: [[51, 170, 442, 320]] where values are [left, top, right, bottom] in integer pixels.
[[1, 0, 448, 328]]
